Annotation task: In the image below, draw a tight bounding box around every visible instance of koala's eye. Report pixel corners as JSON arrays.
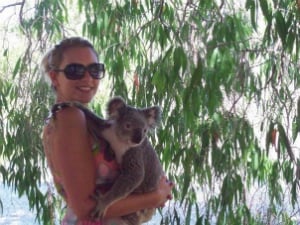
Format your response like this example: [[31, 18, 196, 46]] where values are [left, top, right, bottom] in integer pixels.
[[143, 128, 147, 133]]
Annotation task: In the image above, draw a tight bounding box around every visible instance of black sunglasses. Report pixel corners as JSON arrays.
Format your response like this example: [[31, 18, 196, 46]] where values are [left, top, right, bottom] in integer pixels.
[[54, 63, 105, 80]]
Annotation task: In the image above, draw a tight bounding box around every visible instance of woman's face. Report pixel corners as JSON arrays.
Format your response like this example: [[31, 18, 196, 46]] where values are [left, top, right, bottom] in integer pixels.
[[50, 47, 100, 105]]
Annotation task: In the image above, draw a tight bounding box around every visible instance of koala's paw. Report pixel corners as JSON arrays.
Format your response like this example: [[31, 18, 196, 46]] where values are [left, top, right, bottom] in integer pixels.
[[90, 194, 107, 219]]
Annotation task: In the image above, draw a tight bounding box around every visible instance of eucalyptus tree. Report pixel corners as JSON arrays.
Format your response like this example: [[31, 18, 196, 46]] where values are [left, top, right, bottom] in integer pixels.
[[1, 0, 300, 224]]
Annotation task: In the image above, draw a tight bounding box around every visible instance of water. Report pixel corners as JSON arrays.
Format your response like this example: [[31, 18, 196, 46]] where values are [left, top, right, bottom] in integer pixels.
[[0, 182, 39, 225], [1, 180, 300, 225], [0, 182, 170, 225]]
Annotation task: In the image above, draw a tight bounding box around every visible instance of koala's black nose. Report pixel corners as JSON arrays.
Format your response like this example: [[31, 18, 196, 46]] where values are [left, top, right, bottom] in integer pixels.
[[132, 129, 143, 144]]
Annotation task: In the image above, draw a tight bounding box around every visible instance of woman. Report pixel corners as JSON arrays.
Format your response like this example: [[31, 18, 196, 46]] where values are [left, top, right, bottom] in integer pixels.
[[41, 37, 174, 225]]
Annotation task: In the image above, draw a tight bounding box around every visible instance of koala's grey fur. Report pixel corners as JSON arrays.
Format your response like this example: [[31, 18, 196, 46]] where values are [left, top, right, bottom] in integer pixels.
[[51, 97, 163, 225]]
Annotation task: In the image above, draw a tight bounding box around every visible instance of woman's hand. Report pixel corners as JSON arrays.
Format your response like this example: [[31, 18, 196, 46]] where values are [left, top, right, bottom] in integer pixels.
[[154, 175, 175, 208]]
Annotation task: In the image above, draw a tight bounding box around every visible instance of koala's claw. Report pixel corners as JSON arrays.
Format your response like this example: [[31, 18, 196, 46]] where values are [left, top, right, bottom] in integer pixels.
[[90, 196, 107, 220]]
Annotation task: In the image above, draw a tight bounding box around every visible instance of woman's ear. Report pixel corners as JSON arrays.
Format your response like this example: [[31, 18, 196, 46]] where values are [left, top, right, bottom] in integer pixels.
[[49, 70, 59, 89]]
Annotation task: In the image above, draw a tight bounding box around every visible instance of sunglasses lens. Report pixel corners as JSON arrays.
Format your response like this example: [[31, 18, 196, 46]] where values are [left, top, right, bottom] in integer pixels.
[[64, 64, 85, 80], [88, 63, 105, 79]]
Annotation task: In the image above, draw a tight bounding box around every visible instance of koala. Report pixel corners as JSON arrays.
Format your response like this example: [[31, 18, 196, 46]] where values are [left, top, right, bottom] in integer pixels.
[[88, 97, 163, 224], [51, 97, 164, 225]]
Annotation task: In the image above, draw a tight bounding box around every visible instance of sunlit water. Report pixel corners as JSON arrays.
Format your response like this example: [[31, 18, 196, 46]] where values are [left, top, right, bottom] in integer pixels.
[[0, 182, 41, 225], [0, 181, 179, 225], [1, 179, 300, 225]]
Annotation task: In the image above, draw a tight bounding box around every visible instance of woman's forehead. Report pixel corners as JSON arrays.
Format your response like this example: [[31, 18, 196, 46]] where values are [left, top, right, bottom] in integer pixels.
[[62, 47, 98, 64]]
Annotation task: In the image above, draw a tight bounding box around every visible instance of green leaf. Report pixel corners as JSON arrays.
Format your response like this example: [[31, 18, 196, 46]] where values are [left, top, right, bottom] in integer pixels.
[[291, 179, 298, 208], [173, 46, 187, 75], [151, 71, 166, 94], [13, 57, 21, 79], [282, 161, 293, 183], [245, 0, 257, 30], [275, 10, 287, 46], [259, 0, 271, 21], [278, 122, 294, 162], [181, 166, 191, 203], [191, 56, 203, 87], [184, 203, 192, 225]]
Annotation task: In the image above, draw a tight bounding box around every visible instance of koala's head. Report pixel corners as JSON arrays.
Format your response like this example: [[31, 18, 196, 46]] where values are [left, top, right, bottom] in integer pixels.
[[106, 96, 161, 146]]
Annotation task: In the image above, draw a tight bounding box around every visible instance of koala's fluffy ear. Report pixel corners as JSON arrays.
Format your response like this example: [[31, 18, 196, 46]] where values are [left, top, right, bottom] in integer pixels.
[[107, 96, 126, 119], [143, 106, 161, 128]]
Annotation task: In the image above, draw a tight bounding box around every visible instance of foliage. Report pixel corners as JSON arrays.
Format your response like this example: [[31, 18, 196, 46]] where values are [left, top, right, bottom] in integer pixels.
[[1, 0, 300, 224]]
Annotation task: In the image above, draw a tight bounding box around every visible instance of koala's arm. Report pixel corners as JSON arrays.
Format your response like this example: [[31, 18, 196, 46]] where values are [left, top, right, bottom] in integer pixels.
[[101, 140, 161, 198], [91, 147, 145, 218], [112, 148, 145, 196]]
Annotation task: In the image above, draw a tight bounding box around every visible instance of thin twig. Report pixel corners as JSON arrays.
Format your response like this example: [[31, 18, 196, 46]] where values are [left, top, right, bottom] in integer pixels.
[[0, 2, 23, 13]]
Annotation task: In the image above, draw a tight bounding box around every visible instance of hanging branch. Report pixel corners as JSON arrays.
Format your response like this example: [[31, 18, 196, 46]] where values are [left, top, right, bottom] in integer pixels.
[[0, 2, 24, 13]]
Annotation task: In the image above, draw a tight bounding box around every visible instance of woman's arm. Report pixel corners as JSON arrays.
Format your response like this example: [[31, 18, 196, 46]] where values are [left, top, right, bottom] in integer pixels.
[[50, 107, 97, 220]]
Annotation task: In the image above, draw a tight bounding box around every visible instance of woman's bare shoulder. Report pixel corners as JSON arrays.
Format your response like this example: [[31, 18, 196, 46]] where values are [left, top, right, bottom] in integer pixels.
[[48, 105, 93, 164], [43, 106, 86, 140], [49, 106, 91, 150], [52, 105, 87, 129]]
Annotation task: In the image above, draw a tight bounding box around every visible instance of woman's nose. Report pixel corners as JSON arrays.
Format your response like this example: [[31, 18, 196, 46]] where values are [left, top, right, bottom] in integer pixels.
[[82, 70, 93, 80]]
